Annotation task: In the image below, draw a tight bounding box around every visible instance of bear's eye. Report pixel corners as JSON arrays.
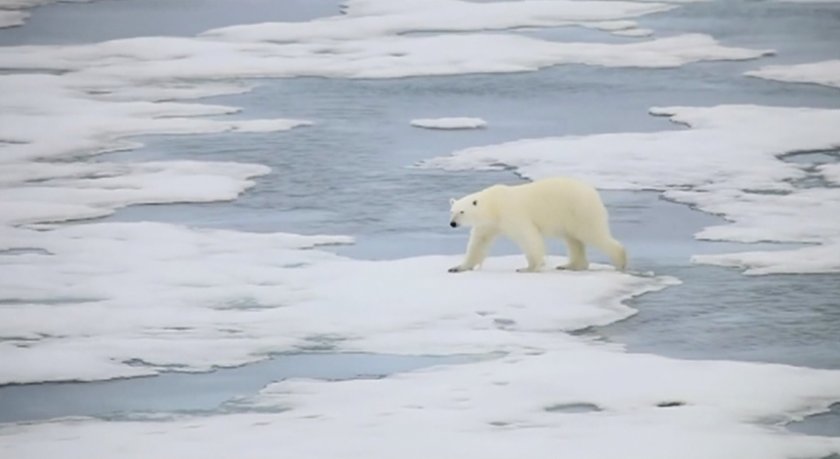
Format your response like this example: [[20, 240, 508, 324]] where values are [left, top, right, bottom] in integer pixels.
[[459, 210, 464, 214], [472, 200, 477, 206]]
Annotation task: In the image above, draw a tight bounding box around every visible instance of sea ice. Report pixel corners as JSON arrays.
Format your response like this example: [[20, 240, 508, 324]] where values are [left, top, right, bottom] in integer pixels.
[[0, 9, 27, 28], [746, 60, 840, 89], [819, 163, 840, 185], [0, 0, 91, 28], [0, 220, 673, 384], [0, 2, 836, 457], [0, 33, 773, 81], [1, 345, 839, 459], [202, 0, 676, 42], [411, 117, 487, 130]]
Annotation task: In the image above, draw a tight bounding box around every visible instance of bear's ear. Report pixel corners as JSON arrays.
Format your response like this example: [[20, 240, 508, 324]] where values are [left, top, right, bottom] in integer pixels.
[[472, 200, 478, 206], [449, 198, 456, 206]]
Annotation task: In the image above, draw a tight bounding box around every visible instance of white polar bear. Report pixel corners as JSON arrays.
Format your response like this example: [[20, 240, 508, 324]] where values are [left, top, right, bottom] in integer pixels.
[[448, 177, 627, 273]]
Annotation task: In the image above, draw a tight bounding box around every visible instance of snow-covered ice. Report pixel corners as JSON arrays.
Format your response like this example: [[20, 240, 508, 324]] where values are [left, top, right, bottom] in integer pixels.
[[202, 0, 676, 42], [612, 27, 655, 37], [819, 163, 840, 184], [2, 344, 840, 459], [422, 105, 840, 274], [0, 161, 273, 226], [0, 0, 91, 28], [692, 244, 840, 275], [0, 33, 772, 81], [411, 117, 487, 130], [0, 223, 674, 384], [0, 9, 27, 28], [746, 60, 840, 89], [0, 74, 311, 163]]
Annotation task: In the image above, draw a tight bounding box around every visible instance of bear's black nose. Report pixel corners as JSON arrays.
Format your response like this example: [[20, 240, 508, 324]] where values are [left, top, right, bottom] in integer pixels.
[[450, 221, 457, 228]]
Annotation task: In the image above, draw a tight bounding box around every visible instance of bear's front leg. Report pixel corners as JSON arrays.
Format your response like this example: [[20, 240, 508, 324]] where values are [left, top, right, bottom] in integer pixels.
[[449, 227, 497, 273]]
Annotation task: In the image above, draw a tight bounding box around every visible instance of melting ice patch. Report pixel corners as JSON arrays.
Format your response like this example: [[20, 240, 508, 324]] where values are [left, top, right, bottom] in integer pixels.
[[746, 60, 840, 89], [411, 117, 487, 130], [422, 105, 840, 274]]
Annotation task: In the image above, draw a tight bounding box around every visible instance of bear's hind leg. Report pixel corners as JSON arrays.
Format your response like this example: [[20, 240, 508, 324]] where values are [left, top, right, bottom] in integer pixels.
[[557, 236, 589, 271]]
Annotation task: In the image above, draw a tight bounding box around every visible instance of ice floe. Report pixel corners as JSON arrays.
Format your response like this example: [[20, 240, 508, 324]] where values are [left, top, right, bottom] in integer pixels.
[[411, 117, 487, 130], [693, 244, 840, 275], [422, 105, 840, 274], [1, 345, 840, 459], [746, 60, 840, 89], [0, 221, 673, 384], [0, 0, 92, 28], [819, 163, 840, 185], [202, 0, 676, 42], [0, 9, 27, 28], [0, 161, 272, 225], [0, 33, 772, 81]]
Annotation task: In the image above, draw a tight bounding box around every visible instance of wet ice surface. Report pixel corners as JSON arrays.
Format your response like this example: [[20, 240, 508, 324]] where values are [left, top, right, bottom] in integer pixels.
[[1, 0, 840, 455], [0, 353, 480, 423]]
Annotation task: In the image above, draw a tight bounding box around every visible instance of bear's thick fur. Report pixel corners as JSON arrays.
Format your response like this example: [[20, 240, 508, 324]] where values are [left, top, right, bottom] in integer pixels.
[[448, 178, 626, 273]]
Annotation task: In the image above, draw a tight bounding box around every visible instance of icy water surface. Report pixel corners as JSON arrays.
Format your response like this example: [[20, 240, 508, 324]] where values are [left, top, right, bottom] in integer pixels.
[[0, 0, 340, 45], [1, 0, 839, 440]]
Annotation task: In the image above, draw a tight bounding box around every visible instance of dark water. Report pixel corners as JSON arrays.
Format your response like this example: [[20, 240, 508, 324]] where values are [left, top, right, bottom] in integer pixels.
[[1, 0, 839, 435]]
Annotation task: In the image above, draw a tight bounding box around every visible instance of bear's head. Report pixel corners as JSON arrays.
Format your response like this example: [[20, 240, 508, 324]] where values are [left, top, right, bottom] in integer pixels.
[[449, 194, 482, 228]]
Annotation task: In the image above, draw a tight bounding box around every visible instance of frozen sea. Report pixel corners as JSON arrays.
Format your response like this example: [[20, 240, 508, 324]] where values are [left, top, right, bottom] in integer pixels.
[[1, 0, 839, 457]]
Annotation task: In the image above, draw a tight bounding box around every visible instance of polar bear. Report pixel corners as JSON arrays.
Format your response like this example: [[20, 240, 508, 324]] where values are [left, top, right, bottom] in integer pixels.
[[448, 177, 626, 273]]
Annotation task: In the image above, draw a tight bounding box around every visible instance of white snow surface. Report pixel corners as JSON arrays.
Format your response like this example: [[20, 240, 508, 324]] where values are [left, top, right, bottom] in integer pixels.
[[422, 105, 840, 274], [746, 60, 840, 89], [411, 117, 487, 129]]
